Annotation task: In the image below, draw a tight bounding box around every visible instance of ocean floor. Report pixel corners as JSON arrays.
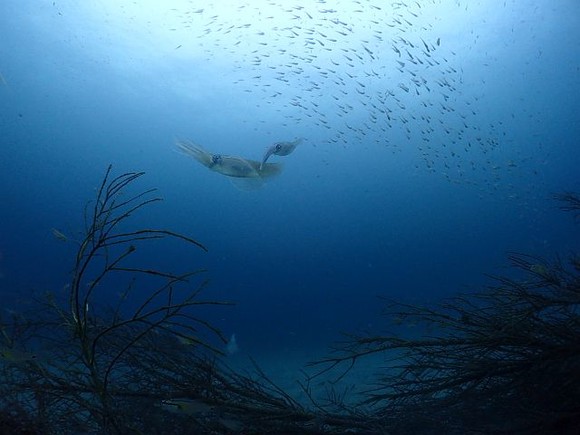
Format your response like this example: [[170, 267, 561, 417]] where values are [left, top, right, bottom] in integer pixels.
[[226, 345, 389, 408]]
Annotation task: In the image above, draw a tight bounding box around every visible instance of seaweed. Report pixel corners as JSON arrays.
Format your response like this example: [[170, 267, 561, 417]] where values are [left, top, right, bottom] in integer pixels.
[[0, 166, 232, 433], [0, 166, 368, 434], [309, 192, 580, 434], [2, 171, 579, 434]]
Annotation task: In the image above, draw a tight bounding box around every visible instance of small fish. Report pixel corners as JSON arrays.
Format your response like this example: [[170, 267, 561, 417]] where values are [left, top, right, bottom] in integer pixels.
[[529, 264, 549, 277], [51, 228, 68, 242], [177, 335, 198, 346], [225, 333, 239, 355], [0, 348, 38, 364], [0, 324, 12, 345], [162, 398, 215, 416]]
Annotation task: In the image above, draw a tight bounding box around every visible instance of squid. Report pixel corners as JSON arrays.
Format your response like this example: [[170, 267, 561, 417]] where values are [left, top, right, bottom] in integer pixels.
[[260, 138, 303, 170], [176, 139, 282, 190]]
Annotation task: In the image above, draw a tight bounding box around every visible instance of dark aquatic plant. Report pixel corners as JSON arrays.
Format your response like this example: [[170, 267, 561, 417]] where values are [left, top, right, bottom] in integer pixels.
[[2, 174, 579, 434], [310, 193, 580, 434], [0, 166, 372, 434], [66, 167, 224, 390], [0, 166, 233, 433]]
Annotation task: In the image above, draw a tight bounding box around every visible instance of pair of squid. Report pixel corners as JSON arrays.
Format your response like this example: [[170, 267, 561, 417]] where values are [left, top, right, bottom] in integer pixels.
[[176, 137, 302, 189]]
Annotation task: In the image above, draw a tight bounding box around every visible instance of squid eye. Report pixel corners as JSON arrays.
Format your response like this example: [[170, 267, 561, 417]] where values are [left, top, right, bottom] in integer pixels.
[[275, 143, 282, 151], [211, 154, 222, 164]]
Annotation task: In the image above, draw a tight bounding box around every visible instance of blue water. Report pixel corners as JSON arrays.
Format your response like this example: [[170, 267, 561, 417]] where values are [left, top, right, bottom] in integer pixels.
[[1, 0, 579, 361]]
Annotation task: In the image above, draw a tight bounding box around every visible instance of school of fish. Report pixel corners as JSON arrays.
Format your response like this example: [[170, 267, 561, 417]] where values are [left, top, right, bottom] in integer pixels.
[[152, 0, 543, 199]]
